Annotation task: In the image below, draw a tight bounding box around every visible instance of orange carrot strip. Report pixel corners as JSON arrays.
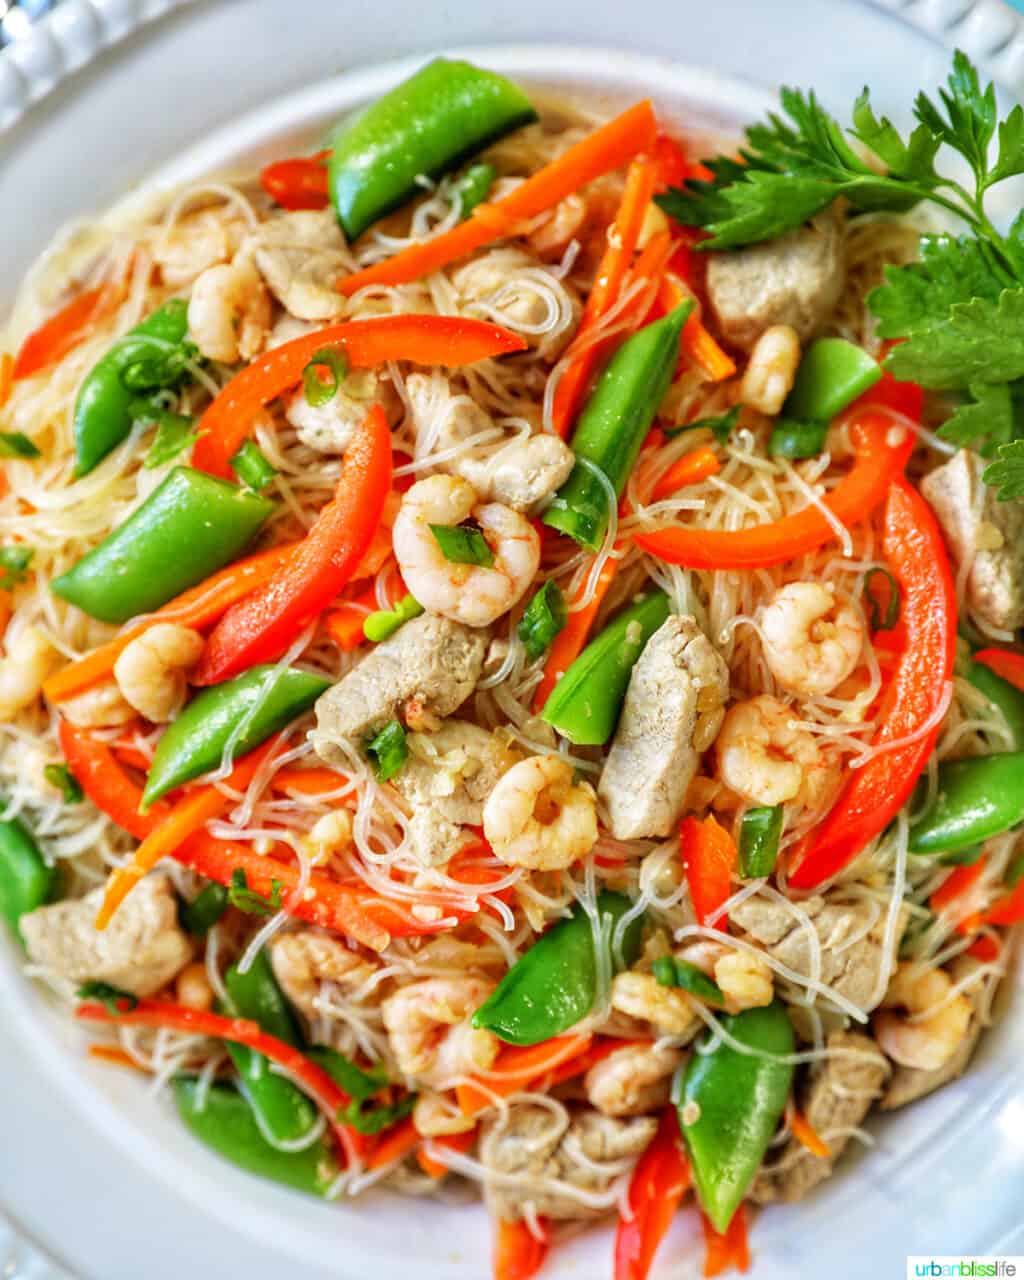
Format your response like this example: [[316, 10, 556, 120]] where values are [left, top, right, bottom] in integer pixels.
[[0, 590, 12, 644], [13, 285, 121, 381], [494, 1217, 549, 1280], [532, 553, 619, 712], [416, 1127, 478, 1179], [0, 352, 12, 407], [651, 444, 722, 501], [88, 1044, 149, 1073], [702, 1206, 751, 1277], [324, 583, 380, 652], [456, 1033, 593, 1118], [365, 1117, 420, 1170], [789, 1109, 832, 1159], [338, 101, 657, 297], [533, 1035, 638, 1091], [43, 541, 299, 703], [269, 766, 356, 800], [657, 277, 735, 383]]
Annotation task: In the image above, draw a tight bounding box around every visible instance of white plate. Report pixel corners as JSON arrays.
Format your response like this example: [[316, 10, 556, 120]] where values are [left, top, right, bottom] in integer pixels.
[[2, 8, 1023, 1280]]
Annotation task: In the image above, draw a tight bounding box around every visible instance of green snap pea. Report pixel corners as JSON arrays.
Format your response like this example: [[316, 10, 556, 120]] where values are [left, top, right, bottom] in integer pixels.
[[179, 882, 229, 936], [455, 163, 497, 218], [541, 590, 670, 745], [783, 337, 883, 422], [73, 299, 195, 476], [908, 752, 1024, 855], [544, 303, 693, 550], [767, 418, 827, 459], [363, 593, 424, 643], [676, 1000, 795, 1233], [51, 467, 273, 624], [0, 814, 56, 940], [172, 1078, 339, 1196], [142, 665, 330, 808], [738, 805, 784, 879], [329, 59, 536, 240], [967, 661, 1024, 750], [472, 891, 644, 1045]]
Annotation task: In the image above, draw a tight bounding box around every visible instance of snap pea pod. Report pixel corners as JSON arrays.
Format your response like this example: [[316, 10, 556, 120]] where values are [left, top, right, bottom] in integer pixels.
[[967, 661, 1024, 750], [172, 1078, 339, 1196], [143, 665, 330, 807], [541, 590, 669, 745], [222, 951, 318, 1146], [908, 752, 1024, 855], [783, 337, 882, 422], [0, 814, 56, 939], [328, 59, 536, 240], [73, 299, 194, 476], [179, 882, 229, 936], [676, 1001, 795, 1232], [472, 891, 644, 1046], [543, 303, 693, 550], [455, 163, 497, 219], [51, 467, 273, 624], [738, 806, 783, 879]]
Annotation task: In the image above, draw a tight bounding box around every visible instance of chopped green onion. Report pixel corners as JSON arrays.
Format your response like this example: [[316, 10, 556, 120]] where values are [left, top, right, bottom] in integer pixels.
[[0, 431, 40, 459], [77, 980, 138, 1014], [227, 868, 284, 917], [739, 805, 784, 879], [138, 405, 198, 469], [230, 440, 278, 492], [429, 521, 494, 567], [44, 763, 83, 805], [518, 580, 568, 661], [768, 418, 828, 459], [0, 546, 33, 591], [363, 594, 424, 644], [179, 882, 230, 936], [366, 720, 408, 782], [652, 955, 723, 1004], [454, 162, 497, 219], [302, 348, 348, 408], [1005, 852, 1024, 888], [863, 566, 901, 631], [664, 406, 740, 445]]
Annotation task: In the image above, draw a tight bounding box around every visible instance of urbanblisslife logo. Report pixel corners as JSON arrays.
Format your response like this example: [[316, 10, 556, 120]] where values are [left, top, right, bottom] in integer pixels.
[[907, 1260, 1022, 1278]]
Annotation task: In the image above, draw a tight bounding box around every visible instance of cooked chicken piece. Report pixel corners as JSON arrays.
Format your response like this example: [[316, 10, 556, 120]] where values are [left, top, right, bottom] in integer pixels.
[[751, 1031, 888, 1203], [312, 613, 489, 758], [249, 209, 349, 320], [706, 208, 845, 351], [584, 1042, 683, 1117], [21, 873, 190, 998], [489, 434, 575, 512], [598, 616, 729, 839], [481, 1103, 656, 1221], [268, 930, 377, 1022], [729, 892, 903, 1015], [921, 449, 1024, 631], [393, 721, 517, 866], [880, 956, 988, 1110], [285, 370, 383, 454], [266, 313, 317, 349]]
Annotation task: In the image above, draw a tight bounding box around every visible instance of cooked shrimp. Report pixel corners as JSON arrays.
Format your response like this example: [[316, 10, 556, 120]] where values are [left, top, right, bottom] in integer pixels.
[[759, 582, 864, 696], [381, 975, 498, 1087], [301, 810, 353, 865], [584, 1042, 682, 1116], [738, 324, 801, 416], [392, 474, 540, 627], [413, 1090, 477, 1137], [175, 961, 215, 1012], [153, 208, 247, 288], [59, 681, 135, 728], [609, 971, 700, 1038], [187, 255, 271, 363], [113, 623, 203, 723], [0, 625, 59, 720], [527, 193, 587, 258], [269, 930, 376, 1023], [716, 694, 834, 808], [483, 755, 597, 870], [873, 962, 972, 1072], [714, 948, 774, 1013]]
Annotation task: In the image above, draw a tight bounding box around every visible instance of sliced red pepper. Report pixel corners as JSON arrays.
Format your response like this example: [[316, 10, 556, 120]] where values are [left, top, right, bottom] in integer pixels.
[[417, 1127, 479, 1179], [614, 1108, 691, 1280], [701, 1205, 751, 1277], [13, 286, 119, 380], [930, 857, 988, 935], [973, 647, 1024, 693], [635, 408, 914, 570], [789, 477, 956, 889], [967, 933, 1003, 962], [681, 814, 737, 927], [194, 406, 392, 683], [58, 720, 168, 841], [493, 1217, 549, 1280], [652, 134, 690, 191], [850, 367, 924, 422], [981, 878, 1024, 927], [260, 151, 330, 210], [191, 315, 526, 477]]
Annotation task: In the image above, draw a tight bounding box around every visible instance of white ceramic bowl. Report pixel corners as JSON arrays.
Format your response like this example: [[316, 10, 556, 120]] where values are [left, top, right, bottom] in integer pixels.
[[3, 33, 1023, 1280]]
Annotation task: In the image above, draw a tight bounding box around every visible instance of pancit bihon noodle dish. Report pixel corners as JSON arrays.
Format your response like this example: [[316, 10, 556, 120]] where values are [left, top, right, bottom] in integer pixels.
[[3, 49, 1024, 1279]]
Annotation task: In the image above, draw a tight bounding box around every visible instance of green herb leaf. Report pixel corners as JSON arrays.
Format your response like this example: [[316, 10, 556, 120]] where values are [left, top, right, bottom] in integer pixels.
[[366, 720, 408, 782], [983, 440, 1024, 501], [884, 289, 1024, 390], [230, 440, 278, 492], [0, 431, 40, 459], [227, 868, 284, 917], [137, 405, 199, 469], [652, 956, 724, 1004], [863, 567, 902, 631], [665, 406, 740, 445], [518, 581, 568, 661], [913, 50, 996, 186], [768, 418, 828, 459], [937, 381, 1018, 455], [340, 1092, 417, 1136], [44, 763, 83, 805], [363, 594, 424, 644], [120, 344, 197, 393], [0, 546, 33, 591], [179, 882, 229, 936], [868, 236, 1007, 341], [738, 805, 784, 879], [429, 522, 494, 567], [302, 348, 348, 408], [77, 980, 138, 1014]]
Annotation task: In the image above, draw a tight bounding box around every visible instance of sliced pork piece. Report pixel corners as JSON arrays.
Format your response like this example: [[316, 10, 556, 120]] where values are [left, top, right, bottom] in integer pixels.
[[751, 1030, 888, 1203], [706, 208, 845, 351], [312, 613, 488, 758], [921, 449, 1024, 631], [21, 873, 191, 998], [250, 209, 349, 320], [598, 616, 729, 839]]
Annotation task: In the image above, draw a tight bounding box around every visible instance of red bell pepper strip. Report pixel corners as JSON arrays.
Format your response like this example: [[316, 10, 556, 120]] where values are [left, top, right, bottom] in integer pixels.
[[194, 406, 392, 683], [260, 151, 330, 210], [76, 997, 367, 1163], [417, 1127, 479, 1179], [635, 408, 914, 570], [13, 286, 119, 380], [701, 1205, 751, 1277], [789, 477, 956, 889], [967, 932, 1003, 962], [981, 878, 1024, 927], [681, 814, 737, 927], [493, 1217, 549, 1280], [652, 134, 690, 191], [191, 315, 526, 477], [614, 1108, 691, 1280], [930, 857, 988, 935], [364, 1116, 420, 1170], [973, 647, 1024, 693], [58, 720, 168, 841]]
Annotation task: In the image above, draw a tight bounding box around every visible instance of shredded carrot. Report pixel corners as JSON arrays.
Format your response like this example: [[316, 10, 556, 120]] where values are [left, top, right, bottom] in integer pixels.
[[416, 1127, 478, 1178], [930, 857, 987, 927], [324, 583, 380, 652], [269, 766, 356, 800], [0, 352, 12, 408], [0, 590, 12, 644], [657, 277, 735, 382], [365, 1117, 420, 1170], [551, 154, 660, 437], [112, 743, 152, 772], [651, 444, 722, 501], [456, 1033, 593, 1117], [532, 1036, 638, 1090], [87, 1043, 149, 1073], [532, 553, 619, 712], [12, 284, 122, 381], [95, 740, 279, 929], [702, 1206, 751, 1277], [43, 541, 298, 703], [337, 101, 657, 296], [789, 1108, 832, 1159]]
